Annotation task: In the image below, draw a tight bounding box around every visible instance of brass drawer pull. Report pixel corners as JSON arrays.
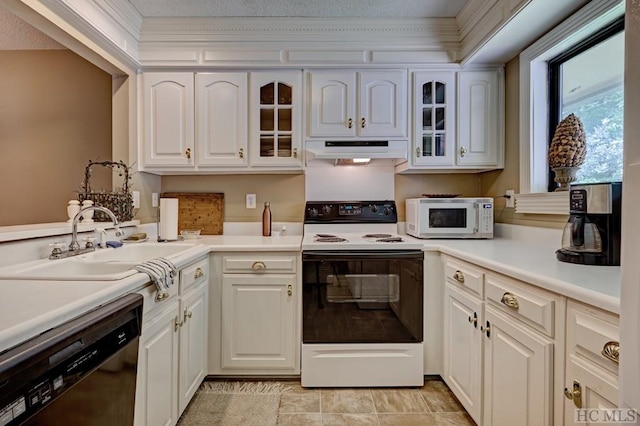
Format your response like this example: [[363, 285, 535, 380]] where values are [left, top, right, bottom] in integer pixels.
[[601, 341, 619, 364], [293, 148, 298, 158], [239, 148, 244, 158], [185, 148, 191, 159], [174, 316, 183, 332], [287, 284, 293, 296], [361, 117, 366, 128], [500, 292, 519, 310], [155, 291, 169, 302], [453, 270, 465, 283], [252, 261, 267, 270], [416, 147, 421, 158], [348, 118, 353, 128], [460, 146, 467, 157], [194, 267, 204, 279]]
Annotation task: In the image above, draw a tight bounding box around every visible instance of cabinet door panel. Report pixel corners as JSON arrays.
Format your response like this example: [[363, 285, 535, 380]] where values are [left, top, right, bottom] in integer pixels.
[[143, 73, 194, 168], [457, 70, 501, 167], [222, 274, 296, 369], [135, 304, 180, 426], [444, 284, 483, 424], [196, 73, 248, 167], [179, 283, 208, 414], [309, 72, 356, 137], [358, 71, 407, 137], [484, 307, 553, 426]]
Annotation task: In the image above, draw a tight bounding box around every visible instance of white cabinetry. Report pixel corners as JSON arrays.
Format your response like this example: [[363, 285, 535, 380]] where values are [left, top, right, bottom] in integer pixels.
[[142, 73, 194, 169], [307, 70, 407, 138], [442, 255, 564, 426], [134, 257, 209, 426], [196, 73, 248, 167], [141, 71, 303, 172], [249, 72, 303, 168], [209, 253, 300, 375], [411, 71, 456, 166], [457, 70, 503, 168], [564, 300, 620, 425]]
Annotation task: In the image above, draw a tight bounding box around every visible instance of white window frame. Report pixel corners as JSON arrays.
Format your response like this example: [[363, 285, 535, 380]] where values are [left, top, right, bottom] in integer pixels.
[[516, 0, 624, 214]]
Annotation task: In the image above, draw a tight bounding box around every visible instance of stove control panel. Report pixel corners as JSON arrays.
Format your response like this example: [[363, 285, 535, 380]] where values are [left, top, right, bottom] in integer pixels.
[[304, 201, 397, 224]]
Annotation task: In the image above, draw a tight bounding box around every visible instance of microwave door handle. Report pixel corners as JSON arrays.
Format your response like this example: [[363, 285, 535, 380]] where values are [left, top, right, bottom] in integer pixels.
[[473, 203, 480, 233]]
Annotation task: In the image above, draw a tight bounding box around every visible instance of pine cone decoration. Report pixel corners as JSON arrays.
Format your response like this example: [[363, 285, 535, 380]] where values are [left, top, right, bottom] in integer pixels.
[[548, 113, 586, 167]]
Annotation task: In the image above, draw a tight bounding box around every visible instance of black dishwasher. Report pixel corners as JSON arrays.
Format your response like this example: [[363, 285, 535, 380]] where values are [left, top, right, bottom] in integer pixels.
[[0, 293, 143, 425]]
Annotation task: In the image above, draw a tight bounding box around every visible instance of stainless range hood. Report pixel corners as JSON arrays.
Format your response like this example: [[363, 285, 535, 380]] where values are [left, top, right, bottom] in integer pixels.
[[304, 140, 408, 166]]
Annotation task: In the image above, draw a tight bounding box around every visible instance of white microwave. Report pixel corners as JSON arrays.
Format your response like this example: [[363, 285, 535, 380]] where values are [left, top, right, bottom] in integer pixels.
[[405, 197, 494, 239]]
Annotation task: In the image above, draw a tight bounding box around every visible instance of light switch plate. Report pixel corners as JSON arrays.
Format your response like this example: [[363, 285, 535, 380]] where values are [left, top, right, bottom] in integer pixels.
[[132, 191, 140, 208], [152, 192, 159, 208], [506, 190, 515, 208]]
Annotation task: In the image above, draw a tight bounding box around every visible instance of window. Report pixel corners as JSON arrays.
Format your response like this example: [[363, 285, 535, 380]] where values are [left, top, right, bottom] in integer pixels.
[[547, 17, 624, 191], [517, 0, 624, 214]]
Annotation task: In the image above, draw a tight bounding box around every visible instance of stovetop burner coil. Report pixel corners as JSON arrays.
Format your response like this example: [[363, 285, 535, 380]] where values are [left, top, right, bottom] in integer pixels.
[[315, 237, 348, 243], [376, 237, 404, 243], [363, 233, 393, 238]]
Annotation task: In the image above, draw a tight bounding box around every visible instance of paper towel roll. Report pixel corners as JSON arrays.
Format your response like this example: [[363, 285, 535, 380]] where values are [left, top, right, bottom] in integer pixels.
[[160, 198, 179, 241]]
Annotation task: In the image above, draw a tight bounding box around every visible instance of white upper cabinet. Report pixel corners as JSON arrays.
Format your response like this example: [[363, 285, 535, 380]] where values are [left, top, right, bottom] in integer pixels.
[[249, 71, 303, 168], [457, 70, 503, 167], [411, 71, 456, 166], [196, 73, 248, 167], [142, 73, 195, 168], [308, 70, 407, 138]]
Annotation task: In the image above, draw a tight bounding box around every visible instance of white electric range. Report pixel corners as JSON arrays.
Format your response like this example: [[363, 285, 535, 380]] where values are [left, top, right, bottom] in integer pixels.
[[301, 200, 425, 387]]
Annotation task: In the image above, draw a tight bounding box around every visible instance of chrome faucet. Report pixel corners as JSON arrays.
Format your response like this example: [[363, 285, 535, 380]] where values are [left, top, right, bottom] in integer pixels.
[[69, 206, 125, 251]]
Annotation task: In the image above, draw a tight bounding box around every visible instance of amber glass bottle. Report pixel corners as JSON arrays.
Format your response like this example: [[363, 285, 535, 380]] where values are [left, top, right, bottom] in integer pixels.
[[262, 202, 272, 236]]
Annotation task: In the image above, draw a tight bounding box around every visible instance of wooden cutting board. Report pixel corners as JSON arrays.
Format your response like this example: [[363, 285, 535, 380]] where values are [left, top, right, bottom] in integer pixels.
[[161, 192, 224, 235]]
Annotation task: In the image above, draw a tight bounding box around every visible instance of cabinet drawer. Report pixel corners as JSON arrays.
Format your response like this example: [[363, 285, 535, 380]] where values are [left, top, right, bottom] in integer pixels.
[[442, 256, 484, 297], [485, 273, 557, 337], [223, 255, 297, 274], [180, 257, 209, 294], [567, 300, 619, 372]]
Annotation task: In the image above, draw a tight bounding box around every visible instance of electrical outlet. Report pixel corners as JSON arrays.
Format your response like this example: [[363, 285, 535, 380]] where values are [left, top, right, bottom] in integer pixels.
[[132, 191, 140, 209], [152, 192, 159, 208], [505, 190, 515, 208], [246, 193, 257, 209]]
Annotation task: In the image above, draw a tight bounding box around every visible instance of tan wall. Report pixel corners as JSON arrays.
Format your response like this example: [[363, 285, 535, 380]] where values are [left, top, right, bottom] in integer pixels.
[[162, 174, 305, 222], [480, 56, 569, 229], [0, 50, 112, 226]]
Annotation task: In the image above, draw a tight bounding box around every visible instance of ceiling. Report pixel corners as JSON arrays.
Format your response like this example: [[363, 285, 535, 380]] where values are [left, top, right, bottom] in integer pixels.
[[126, 0, 468, 18]]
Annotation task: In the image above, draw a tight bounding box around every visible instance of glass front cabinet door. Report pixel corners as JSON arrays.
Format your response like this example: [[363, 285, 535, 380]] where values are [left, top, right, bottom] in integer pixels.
[[412, 71, 455, 167], [249, 72, 303, 168]]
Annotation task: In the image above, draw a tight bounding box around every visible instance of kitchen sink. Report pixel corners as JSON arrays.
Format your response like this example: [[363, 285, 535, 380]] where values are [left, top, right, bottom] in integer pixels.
[[0, 242, 200, 281]]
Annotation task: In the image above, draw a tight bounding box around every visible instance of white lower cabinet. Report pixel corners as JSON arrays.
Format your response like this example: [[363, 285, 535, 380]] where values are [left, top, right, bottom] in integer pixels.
[[209, 253, 301, 375], [222, 274, 296, 369], [444, 283, 483, 423], [135, 257, 209, 426], [564, 300, 620, 425], [441, 255, 563, 426], [483, 306, 553, 426]]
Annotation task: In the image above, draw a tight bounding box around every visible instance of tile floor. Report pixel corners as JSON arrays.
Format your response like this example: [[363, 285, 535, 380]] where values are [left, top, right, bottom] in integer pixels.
[[182, 377, 476, 426]]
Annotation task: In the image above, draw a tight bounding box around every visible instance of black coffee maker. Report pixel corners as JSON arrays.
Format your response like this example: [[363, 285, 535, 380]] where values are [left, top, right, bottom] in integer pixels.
[[556, 182, 622, 266]]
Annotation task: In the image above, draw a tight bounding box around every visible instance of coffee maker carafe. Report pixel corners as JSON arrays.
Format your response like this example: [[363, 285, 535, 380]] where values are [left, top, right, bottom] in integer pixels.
[[556, 182, 622, 266]]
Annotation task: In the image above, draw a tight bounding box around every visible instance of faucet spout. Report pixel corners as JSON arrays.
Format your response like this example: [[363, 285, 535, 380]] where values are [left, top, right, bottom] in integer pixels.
[[70, 206, 121, 251]]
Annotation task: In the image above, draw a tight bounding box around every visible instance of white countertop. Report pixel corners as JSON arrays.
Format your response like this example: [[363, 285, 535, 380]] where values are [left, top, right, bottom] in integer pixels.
[[0, 225, 621, 354]]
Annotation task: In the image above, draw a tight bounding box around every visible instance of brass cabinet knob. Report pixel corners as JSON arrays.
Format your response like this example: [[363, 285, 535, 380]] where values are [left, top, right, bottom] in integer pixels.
[[184, 308, 192, 323], [500, 292, 520, 310], [453, 270, 465, 283], [185, 148, 191, 159], [194, 267, 204, 279], [601, 341, 619, 364], [564, 381, 582, 408], [287, 284, 293, 296], [348, 118, 353, 128], [252, 261, 267, 270], [460, 146, 467, 157], [239, 148, 244, 158], [174, 315, 183, 332], [480, 321, 491, 338], [361, 117, 366, 128], [468, 311, 478, 328]]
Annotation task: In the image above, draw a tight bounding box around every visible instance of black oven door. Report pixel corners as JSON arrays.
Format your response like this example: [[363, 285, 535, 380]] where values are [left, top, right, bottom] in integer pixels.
[[302, 250, 423, 344]]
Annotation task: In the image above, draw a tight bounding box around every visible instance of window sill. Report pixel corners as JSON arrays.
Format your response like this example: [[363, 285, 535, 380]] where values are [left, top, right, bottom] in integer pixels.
[[0, 220, 140, 243], [514, 192, 569, 215]]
